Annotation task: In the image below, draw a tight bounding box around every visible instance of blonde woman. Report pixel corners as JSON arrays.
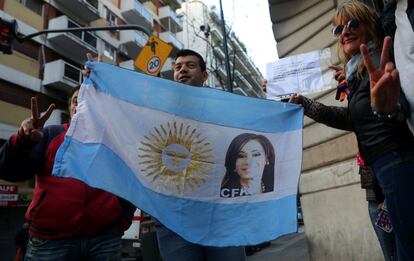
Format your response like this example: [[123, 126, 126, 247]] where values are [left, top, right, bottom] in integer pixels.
[[289, 1, 414, 260]]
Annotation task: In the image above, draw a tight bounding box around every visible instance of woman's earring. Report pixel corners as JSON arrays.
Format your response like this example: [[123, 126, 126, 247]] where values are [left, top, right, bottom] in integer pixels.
[[266, 161, 269, 165]]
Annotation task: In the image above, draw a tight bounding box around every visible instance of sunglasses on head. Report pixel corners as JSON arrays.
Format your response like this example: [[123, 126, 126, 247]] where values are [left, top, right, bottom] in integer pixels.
[[332, 19, 360, 37]]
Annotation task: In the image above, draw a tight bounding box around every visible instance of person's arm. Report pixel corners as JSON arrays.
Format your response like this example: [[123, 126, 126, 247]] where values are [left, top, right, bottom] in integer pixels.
[[81, 53, 103, 76], [0, 97, 54, 182], [302, 96, 353, 131], [360, 36, 400, 115], [289, 94, 353, 131]]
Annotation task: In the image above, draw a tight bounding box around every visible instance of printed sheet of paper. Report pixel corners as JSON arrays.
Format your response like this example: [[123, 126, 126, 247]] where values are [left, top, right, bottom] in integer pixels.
[[266, 49, 332, 98]]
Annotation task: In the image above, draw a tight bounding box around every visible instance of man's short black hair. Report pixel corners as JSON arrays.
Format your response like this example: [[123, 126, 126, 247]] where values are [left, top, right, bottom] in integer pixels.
[[174, 49, 206, 72]]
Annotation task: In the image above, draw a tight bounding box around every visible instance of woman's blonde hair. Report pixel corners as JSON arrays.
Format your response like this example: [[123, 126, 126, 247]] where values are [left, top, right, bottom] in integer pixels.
[[332, 1, 383, 78]]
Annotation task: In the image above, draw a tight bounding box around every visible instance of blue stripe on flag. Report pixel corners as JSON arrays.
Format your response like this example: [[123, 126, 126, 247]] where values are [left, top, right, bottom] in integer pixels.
[[84, 62, 303, 133], [54, 137, 298, 246]]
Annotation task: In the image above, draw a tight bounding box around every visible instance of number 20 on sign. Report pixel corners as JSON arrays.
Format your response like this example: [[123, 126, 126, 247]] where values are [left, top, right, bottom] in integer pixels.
[[135, 36, 173, 76]]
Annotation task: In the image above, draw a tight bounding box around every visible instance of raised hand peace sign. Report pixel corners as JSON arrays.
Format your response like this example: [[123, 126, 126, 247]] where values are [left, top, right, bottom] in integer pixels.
[[360, 36, 400, 114], [18, 97, 55, 144]]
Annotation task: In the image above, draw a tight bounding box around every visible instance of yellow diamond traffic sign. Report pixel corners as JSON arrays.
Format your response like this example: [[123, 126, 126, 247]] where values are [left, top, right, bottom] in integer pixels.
[[135, 36, 173, 76]]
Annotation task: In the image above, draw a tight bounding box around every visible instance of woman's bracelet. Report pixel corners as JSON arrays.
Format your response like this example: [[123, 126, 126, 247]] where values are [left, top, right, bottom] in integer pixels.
[[371, 103, 403, 121]]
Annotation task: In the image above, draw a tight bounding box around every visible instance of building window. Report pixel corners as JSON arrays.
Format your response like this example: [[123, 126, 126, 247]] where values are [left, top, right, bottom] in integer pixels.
[[105, 7, 117, 26], [18, 0, 43, 16], [103, 42, 115, 60], [104, 6, 120, 39]]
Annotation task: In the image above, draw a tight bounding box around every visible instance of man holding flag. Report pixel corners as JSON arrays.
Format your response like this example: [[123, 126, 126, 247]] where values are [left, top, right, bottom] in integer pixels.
[[50, 49, 302, 260], [154, 49, 246, 261]]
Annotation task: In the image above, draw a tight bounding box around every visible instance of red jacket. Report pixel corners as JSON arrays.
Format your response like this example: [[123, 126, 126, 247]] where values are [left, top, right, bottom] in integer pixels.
[[0, 124, 134, 239]]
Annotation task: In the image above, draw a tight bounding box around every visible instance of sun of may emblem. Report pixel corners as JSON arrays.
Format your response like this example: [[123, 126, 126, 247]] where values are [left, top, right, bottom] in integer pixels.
[[138, 122, 214, 193]]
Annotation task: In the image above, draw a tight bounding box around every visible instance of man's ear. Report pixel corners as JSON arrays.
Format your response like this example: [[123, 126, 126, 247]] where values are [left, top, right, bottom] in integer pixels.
[[202, 70, 208, 83]]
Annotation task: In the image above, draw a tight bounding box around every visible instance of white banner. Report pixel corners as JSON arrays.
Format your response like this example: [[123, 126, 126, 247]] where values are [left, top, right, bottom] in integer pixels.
[[266, 48, 334, 97]]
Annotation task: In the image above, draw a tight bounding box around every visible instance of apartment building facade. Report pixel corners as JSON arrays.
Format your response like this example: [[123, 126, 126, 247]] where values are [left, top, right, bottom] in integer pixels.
[[178, 0, 265, 97], [0, 0, 183, 259], [268, 0, 387, 260]]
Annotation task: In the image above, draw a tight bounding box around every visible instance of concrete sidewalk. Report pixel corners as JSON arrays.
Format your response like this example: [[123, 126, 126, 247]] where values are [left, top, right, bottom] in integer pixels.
[[247, 231, 310, 261]]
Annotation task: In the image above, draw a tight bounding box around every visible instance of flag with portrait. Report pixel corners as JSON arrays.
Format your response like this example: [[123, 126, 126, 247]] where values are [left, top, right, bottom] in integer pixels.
[[53, 62, 303, 246]]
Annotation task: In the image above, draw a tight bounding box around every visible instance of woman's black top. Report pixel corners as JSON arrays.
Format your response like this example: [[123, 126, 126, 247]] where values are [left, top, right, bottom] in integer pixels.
[[302, 70, 414, 164]]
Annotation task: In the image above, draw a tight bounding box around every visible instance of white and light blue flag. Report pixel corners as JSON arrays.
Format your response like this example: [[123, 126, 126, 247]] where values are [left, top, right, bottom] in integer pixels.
[[53, 62, 303, 246]]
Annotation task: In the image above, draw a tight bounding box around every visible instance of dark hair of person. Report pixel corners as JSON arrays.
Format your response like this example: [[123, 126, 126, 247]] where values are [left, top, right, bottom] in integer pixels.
[[221, 133, 275, 194], [174, 49, 206, 72]]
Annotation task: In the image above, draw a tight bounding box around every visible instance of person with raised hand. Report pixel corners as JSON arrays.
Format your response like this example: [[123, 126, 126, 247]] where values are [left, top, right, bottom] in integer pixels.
[[359, 34, 414, 260], [82, 52, 103, 76], [20, 97, 55, 144], [289, 1, 414, 260], [377, 0, 414, 134], [0, 55, 135, 260], [360, 36, 401, 116]]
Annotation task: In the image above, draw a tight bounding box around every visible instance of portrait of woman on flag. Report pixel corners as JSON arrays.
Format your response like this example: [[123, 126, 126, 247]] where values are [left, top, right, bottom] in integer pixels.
[[220, 133, 275, 198]]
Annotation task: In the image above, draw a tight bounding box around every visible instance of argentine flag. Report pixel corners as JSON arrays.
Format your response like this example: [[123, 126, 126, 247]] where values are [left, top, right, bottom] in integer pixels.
[[53, 62, 303, 246]]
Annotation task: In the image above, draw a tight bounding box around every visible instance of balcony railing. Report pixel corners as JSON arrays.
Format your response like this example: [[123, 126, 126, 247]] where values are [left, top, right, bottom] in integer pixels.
[[210, 28, 233, 53], [0, 63, 41, 92], [159, 31, 183, 51], [217, 66, 227, 79], [67, 20, 97, 49], [121, 0, 153, 33], [233, 87, 248, 96], [119, 60, 135, 70], [47, 16, 98, 63], [213, 48, 225, 60], [119, 30, 148, 59], [159, 5, 182, 33], [3, 0, 43, 30], [53, 0, 99, 23]]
